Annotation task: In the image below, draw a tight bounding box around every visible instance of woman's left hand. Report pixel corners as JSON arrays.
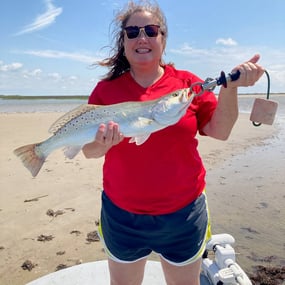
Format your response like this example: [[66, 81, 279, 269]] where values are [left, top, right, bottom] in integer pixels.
[[228, 54, 265, 88]]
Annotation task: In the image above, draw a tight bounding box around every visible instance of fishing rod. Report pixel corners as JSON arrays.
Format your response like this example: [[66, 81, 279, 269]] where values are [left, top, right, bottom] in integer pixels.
[[190, 69, 278, 126]]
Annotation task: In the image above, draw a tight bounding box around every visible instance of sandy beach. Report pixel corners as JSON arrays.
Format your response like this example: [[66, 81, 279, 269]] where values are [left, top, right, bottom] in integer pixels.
[[0, 98, 284, 284]]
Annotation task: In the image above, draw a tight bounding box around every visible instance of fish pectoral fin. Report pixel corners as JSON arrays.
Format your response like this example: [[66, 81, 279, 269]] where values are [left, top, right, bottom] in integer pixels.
[[136, 117, 154, 126], [129, 134, 151, 145], [128, 117, 154, 145], [63, 146, 82, 159]]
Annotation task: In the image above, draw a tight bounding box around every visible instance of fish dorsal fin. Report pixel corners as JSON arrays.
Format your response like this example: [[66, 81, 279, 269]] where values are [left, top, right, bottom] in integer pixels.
[[48, 104, 100, 134]]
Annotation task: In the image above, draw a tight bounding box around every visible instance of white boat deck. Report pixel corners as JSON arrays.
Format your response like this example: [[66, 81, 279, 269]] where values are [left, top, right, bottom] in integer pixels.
[[26, 260, 211, 285], [26, 234, 253, 285]]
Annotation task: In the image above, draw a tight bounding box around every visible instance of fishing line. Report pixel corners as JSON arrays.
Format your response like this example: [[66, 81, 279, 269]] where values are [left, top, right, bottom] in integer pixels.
[[252, 70, 270, 127]]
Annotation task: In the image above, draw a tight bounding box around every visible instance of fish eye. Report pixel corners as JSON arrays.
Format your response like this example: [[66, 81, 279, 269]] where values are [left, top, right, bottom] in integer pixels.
[[172, 92, 179, 97]]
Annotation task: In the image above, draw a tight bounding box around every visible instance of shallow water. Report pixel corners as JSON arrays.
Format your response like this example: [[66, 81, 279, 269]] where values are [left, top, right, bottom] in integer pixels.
[[0, 98, 86, 113], [1, 94, 284, 114], [206, 100, 285, 272]]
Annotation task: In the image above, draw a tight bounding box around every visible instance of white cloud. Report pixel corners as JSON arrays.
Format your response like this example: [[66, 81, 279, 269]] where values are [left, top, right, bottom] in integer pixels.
[[48, 72, 61, 81], [216, 38, 238, 46], [68, 75, 78, 81], [16, 0, 62, 35], [170, 43, 210, 57], [0, 62, 23, 72], [32, 69, 42, 76], [168, 44, 285, 93], [22, 49, 100, 64], [23, 69, 43, 79]]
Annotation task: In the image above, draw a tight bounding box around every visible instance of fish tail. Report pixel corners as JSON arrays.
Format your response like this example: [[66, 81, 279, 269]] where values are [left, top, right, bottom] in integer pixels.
[[14, 143, 46, 177]]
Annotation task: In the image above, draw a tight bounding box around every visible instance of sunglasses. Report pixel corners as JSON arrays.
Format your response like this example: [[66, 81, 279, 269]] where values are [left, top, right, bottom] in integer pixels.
[[124, 24, 161, 39]]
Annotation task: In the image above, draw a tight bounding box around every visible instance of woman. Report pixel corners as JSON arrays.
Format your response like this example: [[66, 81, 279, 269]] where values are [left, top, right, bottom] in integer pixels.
[[82, 1, 264, 284]]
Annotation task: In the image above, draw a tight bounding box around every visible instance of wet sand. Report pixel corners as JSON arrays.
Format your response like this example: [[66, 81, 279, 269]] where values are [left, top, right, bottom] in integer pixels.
[[0, 110, 284, 284]]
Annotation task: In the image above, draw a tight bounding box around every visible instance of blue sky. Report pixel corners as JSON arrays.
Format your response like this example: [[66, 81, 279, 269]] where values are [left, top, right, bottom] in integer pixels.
[[0, 0, 284, 95]]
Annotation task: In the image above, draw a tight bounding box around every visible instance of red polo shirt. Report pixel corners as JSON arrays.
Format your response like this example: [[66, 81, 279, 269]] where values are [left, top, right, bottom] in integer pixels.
[[88, 65, 217, 214]]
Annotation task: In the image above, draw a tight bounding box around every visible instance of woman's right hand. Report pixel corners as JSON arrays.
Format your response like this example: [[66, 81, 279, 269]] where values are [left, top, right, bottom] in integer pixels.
[[82, 121, 124, 158]]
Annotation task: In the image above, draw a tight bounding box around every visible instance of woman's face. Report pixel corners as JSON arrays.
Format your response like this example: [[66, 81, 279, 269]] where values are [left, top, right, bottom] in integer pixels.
[[123, 11, 165, 70]]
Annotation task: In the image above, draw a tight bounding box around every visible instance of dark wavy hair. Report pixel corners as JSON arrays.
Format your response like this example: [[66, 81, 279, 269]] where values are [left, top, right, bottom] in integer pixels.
[[97, 0, 168, 81]]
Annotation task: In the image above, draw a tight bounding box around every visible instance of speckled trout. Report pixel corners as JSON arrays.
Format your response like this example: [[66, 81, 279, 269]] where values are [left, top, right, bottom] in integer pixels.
[[14, 88, 194, 177]]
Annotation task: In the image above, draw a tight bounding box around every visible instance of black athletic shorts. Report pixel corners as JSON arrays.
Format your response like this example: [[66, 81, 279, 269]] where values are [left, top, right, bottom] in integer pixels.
[[99, 191, 211, 265]]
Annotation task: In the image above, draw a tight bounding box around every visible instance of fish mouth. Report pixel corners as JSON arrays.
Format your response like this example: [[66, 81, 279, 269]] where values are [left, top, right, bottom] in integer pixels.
[[180, 88, 192, 103], [178, 88, 195, 112]]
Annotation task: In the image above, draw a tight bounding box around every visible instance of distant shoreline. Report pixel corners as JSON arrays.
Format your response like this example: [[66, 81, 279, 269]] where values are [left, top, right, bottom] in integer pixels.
[[0, 95, 89, 100], [0, 93, 284, 100]]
